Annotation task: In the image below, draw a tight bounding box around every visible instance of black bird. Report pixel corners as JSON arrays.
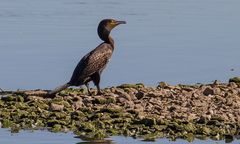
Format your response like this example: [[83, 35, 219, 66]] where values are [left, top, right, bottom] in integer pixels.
[[48, 19, 126, 95]]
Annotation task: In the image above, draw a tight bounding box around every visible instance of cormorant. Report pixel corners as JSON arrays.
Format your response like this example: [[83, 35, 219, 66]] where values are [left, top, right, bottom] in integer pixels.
[[48, 19, 126, 96]]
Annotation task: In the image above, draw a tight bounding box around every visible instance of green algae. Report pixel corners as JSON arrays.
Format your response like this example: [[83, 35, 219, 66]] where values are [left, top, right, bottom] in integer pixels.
[[2, 119, 13, 128], [51, 124, 62, 132], [157, 82, 169, 89], [229, 77, 240, 84], [1, 95, 16, 101], [184, 133, 195, 142], [59, 88, 86, 96], [93, 97, 116, 104], [10, 123, 20, 133], [142, 133, 158, 141]]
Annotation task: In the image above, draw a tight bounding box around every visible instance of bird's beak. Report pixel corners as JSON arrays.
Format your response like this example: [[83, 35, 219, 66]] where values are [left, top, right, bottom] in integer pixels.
[[116, 21, 126, 25]]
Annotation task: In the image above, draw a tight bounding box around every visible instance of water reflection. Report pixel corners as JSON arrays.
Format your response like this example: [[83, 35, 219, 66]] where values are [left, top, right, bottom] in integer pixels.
[[76, 136, 240, 144], [76, 140, 114, 144]]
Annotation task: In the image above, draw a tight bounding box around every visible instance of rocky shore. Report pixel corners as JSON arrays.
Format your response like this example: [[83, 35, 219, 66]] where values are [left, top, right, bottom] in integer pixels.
[[0, 77, 240, 142]]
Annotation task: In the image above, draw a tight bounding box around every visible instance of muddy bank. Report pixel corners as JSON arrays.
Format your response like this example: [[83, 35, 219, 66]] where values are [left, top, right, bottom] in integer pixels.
[[0, 78, 240, 142]]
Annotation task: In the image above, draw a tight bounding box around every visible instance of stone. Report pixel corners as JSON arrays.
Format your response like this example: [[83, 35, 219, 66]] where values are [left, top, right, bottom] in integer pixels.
[[228, 82, 238, 88], [135, 91, 145, 100], [115, 89, 132, 101], [212, 80, 221, 85], [203, 87, 214, 96], [73, 100, 83, 110], [50, 103, 64, 111], [229, 77, 240, 84], [213, 88, 221, 95], [157, 82, 169, 89], [134, 104, 144, 112]]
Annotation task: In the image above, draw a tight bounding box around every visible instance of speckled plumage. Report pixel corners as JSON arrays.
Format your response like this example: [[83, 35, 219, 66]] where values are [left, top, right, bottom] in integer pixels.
[[69, 42, 113, 86]]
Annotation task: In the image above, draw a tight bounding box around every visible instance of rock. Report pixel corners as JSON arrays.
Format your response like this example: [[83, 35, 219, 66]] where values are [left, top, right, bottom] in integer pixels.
[[168, 106, 176, 112], [182, 87, 194, 92], [229, 77, 240, 84], [135, 91, 145, 100], [157, 82, 169, 89], [213, 88, 221, 95], [73, 100, 83, 110], [227, 113, 235, 121], [146, 92, 162, 98], [51, 124, 62, 132], [117, 97, 127, 104], [197, 115, 210, 124], [24, 90, 47, 96], [134, 104, 144, 112], [92, 96, 108, 104], [1, 95, 16, 101], [203, 87, 214, 96], [1, 119, 12, 128], [136, 117, 156, 126], [185, 133, 195, 142], [117, 83, 144, 89], [50, 103, 64, 111], [115, 89, 132, 101], [201, 126, 211, 135], [228, 82, 238, 88], [187, 113, 197, 122], [206, 109, 214, 115], [212, 80, 221, 85]]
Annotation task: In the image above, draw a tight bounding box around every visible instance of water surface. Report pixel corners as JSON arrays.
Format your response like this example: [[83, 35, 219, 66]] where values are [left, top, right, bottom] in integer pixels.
[[0, 0, 240, 90], [1, 129, 239, 144]]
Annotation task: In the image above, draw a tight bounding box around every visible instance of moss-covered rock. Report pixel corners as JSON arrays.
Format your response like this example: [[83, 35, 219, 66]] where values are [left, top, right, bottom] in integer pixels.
[[51, 124, 62, 132], [2, 119, 13, 128], [117, 83, 144, 89], [229, 77, 240, 84], [1, 95, 16, 101]]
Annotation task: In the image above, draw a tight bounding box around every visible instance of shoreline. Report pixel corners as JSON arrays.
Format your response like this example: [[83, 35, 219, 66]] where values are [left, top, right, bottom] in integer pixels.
[[0, 78, 240, 142]]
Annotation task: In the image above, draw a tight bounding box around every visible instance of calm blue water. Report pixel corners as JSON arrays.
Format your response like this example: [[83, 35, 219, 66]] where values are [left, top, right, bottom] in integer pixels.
[[0, 0, 240, 90], [0, 0, 240, 143], [1, 129, 239, 144]]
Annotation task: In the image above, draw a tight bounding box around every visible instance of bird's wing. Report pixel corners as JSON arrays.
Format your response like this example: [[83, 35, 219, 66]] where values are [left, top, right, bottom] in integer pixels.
[[69, 43, 113, 85]]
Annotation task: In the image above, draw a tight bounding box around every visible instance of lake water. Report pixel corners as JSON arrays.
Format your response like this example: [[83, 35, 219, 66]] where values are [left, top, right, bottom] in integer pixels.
[[0, 0, 240, 143], [0, 0, 240, 90], [1, 129, 239, 144]]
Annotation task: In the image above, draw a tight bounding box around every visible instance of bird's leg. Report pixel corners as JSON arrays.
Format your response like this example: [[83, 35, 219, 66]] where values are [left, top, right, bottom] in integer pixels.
[[92, 72, 103, 95], [96, 84, 103, 95], [85, 83, 92, 95]]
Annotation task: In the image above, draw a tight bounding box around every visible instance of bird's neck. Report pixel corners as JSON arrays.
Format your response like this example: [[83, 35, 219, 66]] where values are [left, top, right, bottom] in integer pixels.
[[108, 36, 114, 49], [98, 29, 114, 49]]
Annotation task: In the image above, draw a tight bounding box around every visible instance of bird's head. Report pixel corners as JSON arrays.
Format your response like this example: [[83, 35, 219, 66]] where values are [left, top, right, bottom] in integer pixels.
[[98, 19, 126, 42], [99, 19, 126, 31]]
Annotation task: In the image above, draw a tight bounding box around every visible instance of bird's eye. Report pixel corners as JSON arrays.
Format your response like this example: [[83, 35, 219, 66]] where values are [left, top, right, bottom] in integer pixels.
[[111, 20, 115, 24]]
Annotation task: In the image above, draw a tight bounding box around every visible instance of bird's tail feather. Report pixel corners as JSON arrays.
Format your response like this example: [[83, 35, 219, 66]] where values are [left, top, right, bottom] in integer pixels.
[[48, 83, 70, 95]]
